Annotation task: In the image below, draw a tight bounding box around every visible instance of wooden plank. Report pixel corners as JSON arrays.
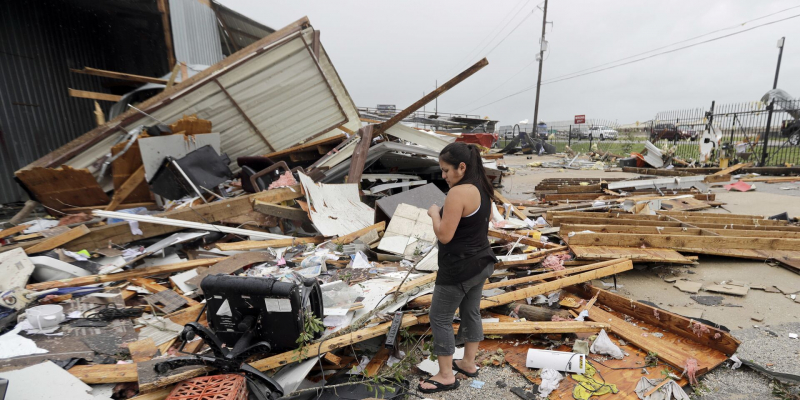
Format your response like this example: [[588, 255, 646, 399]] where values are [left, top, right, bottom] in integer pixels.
[[332, 221, 386, 245], [68, 88, 122, 102], [54, 185, 301, 252], [488, 229, 553, 249], [24, 224, 90, 254], [552, 215, 800, 231], [0, 224, 31, 239], [414, 260, 633, 320], [494, 190, 528, 221], [69, 363, 138, 384], [64, 202, 156, 212], [215, 236, 325, 251], [570, 245, 695, 264], [572, 285, 740, 355], [567, 232, 800, 251], [106, 165, 145, 211], [496, 248, 570, 268], [71, 67, 168, 85], [703, 174, 731, 183], [560, 224, 800, 239], [486, 259, 632, 290], [386, 272, 436, 294], [364, 347, 390, 377], [556, 184, 602, 194], [129, 277, 199, 306], [253, 200, 309, 221], [481, 321, 608, 334], [155, 0, 176, 69], [110, 140, 152, 204], [249, 315, 418, 371], [583, 303, 709, 374], [128, 338, 159, 362], [739, 176, 800, 182], [129, 386, 173, 400], [26, 257, 226, 290], [15, 165, 111, 215]]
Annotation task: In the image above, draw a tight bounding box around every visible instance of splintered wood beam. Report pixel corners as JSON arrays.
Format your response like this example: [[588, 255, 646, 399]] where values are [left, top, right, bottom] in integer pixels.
[[488, 229, 558, 249], [386, 272, 436, 294], [106, 165, 145, 211], [346, 59, 489, 183], [215, 236, 325, 251], [156, 0, 176, 69], [414, 260, 633, 318], [494, 190, 528, 220], [26, 257, 226, 291], [332, 221, 386, 245], [127, 338, 159, 362], [69, 363, 139, 384], [68, 88, 122, 102], [70, 67, 168, 85], [0, 224, 31, 239], [24, 225, 91, 254], [253, 200, 308, 221], [249, 315, 418, 371], [567, 232, 800, 251], [485, 259, 624, 289], [481, 321, 609, 334]]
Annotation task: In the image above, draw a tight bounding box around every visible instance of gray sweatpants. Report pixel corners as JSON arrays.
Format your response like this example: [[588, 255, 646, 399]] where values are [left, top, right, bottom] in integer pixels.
[[429, 263, 494, 356]]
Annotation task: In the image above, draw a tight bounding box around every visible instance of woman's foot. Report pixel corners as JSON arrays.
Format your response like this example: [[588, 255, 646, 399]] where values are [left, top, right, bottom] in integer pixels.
[[419, 372, 456, 390], [454, 359, 478, 375]]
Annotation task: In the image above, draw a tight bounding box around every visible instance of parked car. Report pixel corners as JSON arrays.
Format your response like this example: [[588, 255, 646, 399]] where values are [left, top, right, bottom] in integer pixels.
[[650, 123, 692, 141], [570, 127, 588, 139], [780, 119, 800, 146], [588, 126, 618, 140]]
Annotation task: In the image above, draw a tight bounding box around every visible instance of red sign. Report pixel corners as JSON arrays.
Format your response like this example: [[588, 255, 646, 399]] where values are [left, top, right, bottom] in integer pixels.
[[574, 115, 586, 124]]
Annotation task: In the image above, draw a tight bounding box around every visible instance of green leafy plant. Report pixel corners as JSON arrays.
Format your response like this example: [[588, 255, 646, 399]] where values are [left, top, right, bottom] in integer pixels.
[[294, 308, 324, 361]]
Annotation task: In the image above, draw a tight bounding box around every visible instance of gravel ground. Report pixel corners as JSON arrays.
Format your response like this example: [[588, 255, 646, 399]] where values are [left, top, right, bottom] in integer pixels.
[[408, 364, 534, 400], [697, 322, 800, 399]]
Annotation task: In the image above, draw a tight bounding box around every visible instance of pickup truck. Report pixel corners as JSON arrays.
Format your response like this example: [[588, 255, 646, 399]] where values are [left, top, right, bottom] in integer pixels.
[[587, 126, 618, 140]]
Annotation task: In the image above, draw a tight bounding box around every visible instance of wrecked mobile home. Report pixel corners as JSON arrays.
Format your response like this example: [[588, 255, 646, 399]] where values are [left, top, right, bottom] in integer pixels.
[[0, 10, 798, 400]]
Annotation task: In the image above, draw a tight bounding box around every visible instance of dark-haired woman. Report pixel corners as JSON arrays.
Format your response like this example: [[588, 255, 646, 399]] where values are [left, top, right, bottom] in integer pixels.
[[418, 142, 497, 394]]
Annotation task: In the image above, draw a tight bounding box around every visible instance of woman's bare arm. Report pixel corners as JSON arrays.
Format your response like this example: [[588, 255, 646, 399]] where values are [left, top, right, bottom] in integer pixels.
[[429, 186, 470, 244]]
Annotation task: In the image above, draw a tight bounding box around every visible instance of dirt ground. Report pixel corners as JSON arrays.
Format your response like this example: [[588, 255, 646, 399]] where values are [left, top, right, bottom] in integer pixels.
[[496, 154, 800, 397]]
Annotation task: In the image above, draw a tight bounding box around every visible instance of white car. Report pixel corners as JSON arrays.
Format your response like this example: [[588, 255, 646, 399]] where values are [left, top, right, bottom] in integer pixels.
[[588, 126, 618, 141]]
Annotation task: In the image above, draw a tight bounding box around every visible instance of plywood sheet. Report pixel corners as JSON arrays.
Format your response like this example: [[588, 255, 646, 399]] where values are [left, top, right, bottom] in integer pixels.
[[111, 140, 152, 203], [16, 166, 110, 214], [571, 245, 694, 264]]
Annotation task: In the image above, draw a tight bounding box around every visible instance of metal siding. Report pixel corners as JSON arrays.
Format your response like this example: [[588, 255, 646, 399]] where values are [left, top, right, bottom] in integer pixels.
[[0, 1, 114, 203], [64, 30, 358, 176], [170, 0, 225, 66]]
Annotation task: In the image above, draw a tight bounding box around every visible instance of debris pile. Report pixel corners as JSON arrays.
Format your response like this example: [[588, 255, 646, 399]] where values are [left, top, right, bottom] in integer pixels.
[[2, 16, 799, 400]]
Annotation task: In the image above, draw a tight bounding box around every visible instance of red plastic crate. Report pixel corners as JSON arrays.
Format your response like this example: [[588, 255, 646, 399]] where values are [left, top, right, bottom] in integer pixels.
[[166, 374, 247, 400]]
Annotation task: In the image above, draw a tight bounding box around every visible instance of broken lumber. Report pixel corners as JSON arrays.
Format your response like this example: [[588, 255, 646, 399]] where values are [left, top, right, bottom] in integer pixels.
[[128, 338, 159, 362], [69, 363, 138, 384], [24, 224, 91, 254], [26, 257, 226, 290], [68, 88, 122, 102], [71, 67, 169, 85], [386, 272, 436, 294], [490, 302, 572, 321], [567, 232, 800, 251], [253, 200, 309, 221], [494, 190, 528, 221], [214, 236, 325, 251], [0, 224, 31, 239], [481, 321, 609, 334], [105, 165, 145, 211], [249, 314, 418, 371], [332, 221, 386, 245]]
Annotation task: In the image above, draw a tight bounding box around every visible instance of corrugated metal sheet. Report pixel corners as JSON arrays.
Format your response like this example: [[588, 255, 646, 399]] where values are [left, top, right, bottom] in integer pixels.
[[41, 23, 362, 180], [170, 0, 225, 66]]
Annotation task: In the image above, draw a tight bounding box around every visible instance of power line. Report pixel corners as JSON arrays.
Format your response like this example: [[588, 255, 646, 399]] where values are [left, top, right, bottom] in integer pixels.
[[464, 12, 800, 112], [483, 4, 541, 58], [456, 58, 538, 109], [541, 4, 800, 84], [541, 12, 800, 85], [441, 0, 531, 77]]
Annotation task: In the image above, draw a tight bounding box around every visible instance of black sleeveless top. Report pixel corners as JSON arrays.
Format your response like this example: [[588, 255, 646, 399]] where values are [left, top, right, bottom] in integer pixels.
[[436, 186, 497, 285]]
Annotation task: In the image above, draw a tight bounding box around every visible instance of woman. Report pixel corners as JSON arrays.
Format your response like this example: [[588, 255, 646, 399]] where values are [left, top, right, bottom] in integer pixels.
[[418, 142, 497, 394]]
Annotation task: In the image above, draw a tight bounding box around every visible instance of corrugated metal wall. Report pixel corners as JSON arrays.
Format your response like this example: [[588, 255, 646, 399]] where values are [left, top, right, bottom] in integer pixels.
[[0, 1, 110, 204], [170, 0, 224, 66], [0, 0, 169, 204]]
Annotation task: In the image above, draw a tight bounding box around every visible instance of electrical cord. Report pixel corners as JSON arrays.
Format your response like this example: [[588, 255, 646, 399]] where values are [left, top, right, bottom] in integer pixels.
[[82, 303, 144, 321]]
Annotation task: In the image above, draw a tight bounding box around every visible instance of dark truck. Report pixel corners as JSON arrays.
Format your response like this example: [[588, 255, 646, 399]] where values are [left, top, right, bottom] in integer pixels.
[[650, 123, 692, 141]]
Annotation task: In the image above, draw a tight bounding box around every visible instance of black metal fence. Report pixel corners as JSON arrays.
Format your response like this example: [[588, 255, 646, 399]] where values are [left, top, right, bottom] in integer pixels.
[[496, 100, 800, 166]]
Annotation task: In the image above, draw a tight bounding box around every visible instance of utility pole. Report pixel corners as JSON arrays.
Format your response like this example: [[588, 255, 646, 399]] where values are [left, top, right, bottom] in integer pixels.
[[532, 0, 549, 135], [760, 37, 785, 166]]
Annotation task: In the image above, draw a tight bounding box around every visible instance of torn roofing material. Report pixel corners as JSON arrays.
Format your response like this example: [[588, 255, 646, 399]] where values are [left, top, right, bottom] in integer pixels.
[[18, 16, 361, 178], [298, 172, 374, 237], [320, 142, 440, 183]]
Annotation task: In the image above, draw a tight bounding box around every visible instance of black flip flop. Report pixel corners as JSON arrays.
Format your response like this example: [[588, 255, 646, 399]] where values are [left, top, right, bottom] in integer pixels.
[[453, 360, 479, 378], [418, 378, 460, 394]]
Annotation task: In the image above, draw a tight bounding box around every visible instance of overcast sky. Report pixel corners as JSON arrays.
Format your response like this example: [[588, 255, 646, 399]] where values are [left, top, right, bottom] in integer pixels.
[[219, 0, 800, 127]]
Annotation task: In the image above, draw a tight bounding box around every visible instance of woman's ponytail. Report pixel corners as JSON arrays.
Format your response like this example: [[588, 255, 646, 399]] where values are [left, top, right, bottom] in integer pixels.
[[439, 142, 494, 196]]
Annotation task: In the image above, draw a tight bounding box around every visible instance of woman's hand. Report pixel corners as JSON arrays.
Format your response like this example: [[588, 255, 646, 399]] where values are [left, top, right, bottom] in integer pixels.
[[427, 204, 441, 219]]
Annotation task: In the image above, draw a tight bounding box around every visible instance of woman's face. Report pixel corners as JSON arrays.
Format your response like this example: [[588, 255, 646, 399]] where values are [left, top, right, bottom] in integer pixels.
[[439, 160, 466, 187]]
